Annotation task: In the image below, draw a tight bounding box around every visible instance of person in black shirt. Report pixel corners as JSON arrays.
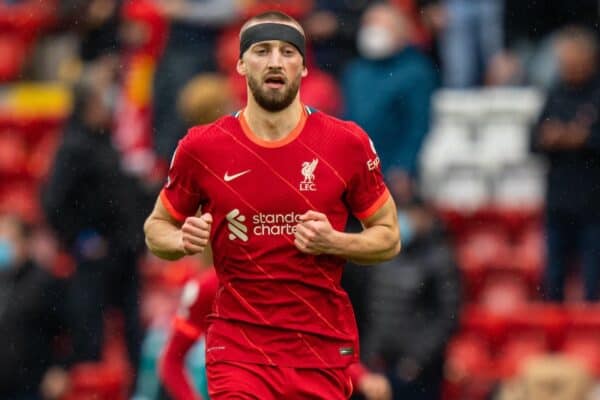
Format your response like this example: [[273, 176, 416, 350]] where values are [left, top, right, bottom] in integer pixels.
[[42, 61, 149, 376], [531, 26, 600, 301], [0, 214, 69, 400]]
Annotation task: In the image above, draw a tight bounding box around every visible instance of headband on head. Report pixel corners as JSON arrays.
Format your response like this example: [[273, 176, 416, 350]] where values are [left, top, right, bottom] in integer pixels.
[[239, 22, 306, 60]]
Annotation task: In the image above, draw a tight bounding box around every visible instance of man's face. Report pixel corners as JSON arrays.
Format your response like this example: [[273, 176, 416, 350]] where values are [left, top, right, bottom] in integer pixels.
[[237, 27, 307, 111], [556, 39, 596, 85]]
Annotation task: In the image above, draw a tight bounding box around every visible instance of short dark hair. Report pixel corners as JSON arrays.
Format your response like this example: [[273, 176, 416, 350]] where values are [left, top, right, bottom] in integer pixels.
[[557, 25, 599, 55], [240, 10, 305, 37], [251, 11, 297, 24]]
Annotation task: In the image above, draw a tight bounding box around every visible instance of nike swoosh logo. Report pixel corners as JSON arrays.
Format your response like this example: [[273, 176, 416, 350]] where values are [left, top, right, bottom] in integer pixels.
[[224, 169, 251, 182]]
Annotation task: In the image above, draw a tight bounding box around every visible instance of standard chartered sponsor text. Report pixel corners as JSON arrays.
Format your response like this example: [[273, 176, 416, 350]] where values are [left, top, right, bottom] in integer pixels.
[[227, 209, 304, 240], [252, 212, 302, 236]]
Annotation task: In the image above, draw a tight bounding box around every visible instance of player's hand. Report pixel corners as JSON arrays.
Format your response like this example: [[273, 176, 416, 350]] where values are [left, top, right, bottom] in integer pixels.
[[294, 210, 337, 255], [181, 213, 212, 255], [358, 372, 392, 400]]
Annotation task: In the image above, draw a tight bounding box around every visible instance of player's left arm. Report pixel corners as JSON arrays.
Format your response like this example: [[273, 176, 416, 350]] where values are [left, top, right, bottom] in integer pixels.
[[294, 196, 400, 265]]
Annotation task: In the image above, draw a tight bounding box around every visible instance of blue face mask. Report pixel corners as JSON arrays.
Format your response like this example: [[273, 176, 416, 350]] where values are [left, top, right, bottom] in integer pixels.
[[397, 211, 415, 247], [0, 239, 15, 270]]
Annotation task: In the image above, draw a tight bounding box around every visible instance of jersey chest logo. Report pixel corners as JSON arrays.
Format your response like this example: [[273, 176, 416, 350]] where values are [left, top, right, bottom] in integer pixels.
[[300, 158, 319, 192], [224, 169, 251, 182]]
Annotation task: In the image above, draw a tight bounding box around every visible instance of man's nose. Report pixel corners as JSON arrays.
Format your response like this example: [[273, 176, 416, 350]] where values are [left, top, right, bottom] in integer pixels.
[[267, 49, 284, 68]]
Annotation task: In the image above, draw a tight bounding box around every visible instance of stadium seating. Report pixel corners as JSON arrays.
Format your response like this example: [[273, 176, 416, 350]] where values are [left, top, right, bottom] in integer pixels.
[[0, 83, 70, 223], [429, 88, 600, 398], [444, 334, 496, 400]]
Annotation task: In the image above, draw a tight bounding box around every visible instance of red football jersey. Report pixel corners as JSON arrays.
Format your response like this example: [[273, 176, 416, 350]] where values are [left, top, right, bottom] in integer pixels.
[[161, 105, 389, 368]]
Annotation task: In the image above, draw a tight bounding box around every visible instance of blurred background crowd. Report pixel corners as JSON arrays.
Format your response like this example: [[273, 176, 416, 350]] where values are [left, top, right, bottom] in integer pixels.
[[0, 0, 598, 399]]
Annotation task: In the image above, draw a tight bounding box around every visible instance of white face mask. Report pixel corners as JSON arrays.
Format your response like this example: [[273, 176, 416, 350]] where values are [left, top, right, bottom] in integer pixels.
[[357, 25, 396, 60]]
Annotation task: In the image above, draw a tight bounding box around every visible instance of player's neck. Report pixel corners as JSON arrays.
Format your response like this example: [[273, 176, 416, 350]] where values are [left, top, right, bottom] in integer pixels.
[[243, 97, 304, 142]]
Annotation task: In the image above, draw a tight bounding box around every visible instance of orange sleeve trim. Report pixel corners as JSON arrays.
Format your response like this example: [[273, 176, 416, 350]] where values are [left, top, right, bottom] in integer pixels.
[[173, 317, 202, 340], [160, 190, 187, 223], [354, 188, 390, 221]]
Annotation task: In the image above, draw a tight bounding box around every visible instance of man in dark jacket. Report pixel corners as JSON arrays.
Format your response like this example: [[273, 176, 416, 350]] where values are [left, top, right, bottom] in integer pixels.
[[42, 61, 149, 373], [531, 26, 600, 301], [0, 214, 69, 400], [359, 173, 461, 400]]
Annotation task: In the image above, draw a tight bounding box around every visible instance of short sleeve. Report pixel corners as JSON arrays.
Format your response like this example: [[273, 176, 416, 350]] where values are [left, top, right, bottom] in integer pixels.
[[344, 125, 390, 220], [160, 140, 206, 222]]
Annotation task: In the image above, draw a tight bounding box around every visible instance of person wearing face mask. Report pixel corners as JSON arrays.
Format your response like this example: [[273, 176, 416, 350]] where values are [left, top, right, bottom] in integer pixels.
[[0, 214, 70, 400], [342, 2, 438, 180], [359, 172, 461, 400]]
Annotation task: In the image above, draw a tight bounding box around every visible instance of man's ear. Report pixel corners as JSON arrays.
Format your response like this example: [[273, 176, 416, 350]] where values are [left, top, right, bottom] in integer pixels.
[[236, 58, 247, 76], [301, 65, 308, 78]]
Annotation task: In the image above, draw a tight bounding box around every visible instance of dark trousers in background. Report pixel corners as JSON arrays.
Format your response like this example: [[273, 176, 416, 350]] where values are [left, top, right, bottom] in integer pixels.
[[544, 211, 600, 302], [67, 250, 142, 370], [3, 392, 41, 400], [350, 361, 444, 400], [388, 359, 443, 400]]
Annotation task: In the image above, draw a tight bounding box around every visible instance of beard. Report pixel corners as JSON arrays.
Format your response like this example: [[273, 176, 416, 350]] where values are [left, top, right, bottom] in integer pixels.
[[247, 71, 301, 112]]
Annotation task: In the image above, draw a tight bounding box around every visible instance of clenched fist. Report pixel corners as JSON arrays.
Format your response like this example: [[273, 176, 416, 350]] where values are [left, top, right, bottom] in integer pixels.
[[358, 372, 392, 400], [294, 210, 338, 255], [181, 213, 212, 255]]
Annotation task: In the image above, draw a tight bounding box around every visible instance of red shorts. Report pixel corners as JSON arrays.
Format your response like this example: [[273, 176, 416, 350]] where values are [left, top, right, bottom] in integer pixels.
[[207, 361, 353, 399]]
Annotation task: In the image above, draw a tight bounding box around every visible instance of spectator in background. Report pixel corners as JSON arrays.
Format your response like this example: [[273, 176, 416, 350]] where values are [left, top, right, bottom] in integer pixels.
[[530, 26, 600, 302], [502, 0, 600, 88], [177, 73, 237, 127], [58, 0, 123, 62], [41, 58, 148, 380], [303, 0, 368, 76], [484, 50, 525, 87], [0, 0, 56, 81], [24, 0, 119, 82], [151, 0, 239, 162], [342, 3, 437, 178], [390, 0, 445, 59], [113, 0, 168, 182], [0, 214, 70, 400], [361, 172, 461, 400], [439, 0, 503, 87], [504, 0, 599, 52]]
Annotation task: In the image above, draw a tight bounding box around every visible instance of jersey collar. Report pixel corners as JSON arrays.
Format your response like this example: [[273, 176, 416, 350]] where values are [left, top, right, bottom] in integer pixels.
[[237, 105, 309, 148]]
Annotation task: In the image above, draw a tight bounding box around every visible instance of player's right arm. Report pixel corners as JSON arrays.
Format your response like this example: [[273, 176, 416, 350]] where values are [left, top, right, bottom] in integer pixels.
[[144, 199, 212, 261], [144, 136, 212, 260]]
